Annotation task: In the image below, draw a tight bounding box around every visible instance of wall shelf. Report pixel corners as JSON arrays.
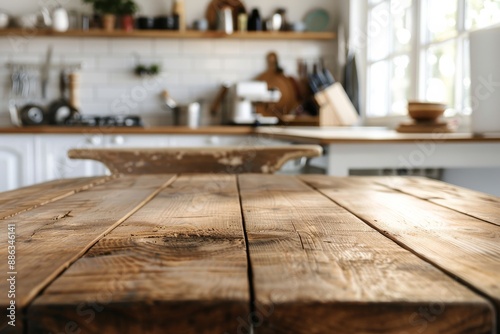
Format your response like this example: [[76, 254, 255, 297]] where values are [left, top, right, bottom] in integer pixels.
[[0, 29, 336, 40]]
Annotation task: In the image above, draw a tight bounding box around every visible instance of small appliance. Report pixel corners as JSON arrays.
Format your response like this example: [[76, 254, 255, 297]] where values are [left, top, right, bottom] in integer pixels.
[[229, 81, 281, 125]]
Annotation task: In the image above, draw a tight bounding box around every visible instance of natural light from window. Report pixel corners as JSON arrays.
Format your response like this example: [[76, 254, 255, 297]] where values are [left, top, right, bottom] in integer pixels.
[[365, 0, 500, 118]]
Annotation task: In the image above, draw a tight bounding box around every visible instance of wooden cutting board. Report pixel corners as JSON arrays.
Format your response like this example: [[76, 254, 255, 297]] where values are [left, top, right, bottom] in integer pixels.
[[255, 52, 299, 116]]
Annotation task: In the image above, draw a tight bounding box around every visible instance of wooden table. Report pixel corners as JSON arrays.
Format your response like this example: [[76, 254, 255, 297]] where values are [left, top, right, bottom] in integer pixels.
[[1, 174, 499, 333]]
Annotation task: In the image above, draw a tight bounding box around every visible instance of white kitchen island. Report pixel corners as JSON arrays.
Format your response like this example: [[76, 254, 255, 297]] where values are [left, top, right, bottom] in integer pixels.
[[256, 127, 500, 195]]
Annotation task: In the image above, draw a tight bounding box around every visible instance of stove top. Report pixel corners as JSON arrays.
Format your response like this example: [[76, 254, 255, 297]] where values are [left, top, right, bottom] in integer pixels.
[[64, 115, 143, 127]]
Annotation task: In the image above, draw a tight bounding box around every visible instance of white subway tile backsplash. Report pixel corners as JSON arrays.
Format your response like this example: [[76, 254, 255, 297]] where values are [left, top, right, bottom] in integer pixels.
[[110, 39, 153, 55], [97, 55, 135, 70], [154, 40, 181, 55], [26, 38, 82, 54], [108, 72, 144, 85], [180, 73, 211, 85], [80, 71, 108, 85], [62, 55, 97, 70], [213, 40, 242, 55], [78, 87, 94, 100], [156, 72, 180, 85], [82, 39, 110, 54], [222, 57, 255, 72], [95, 86, 131, 101], [181, 40, 213, 55], [0, 34, 337, 126], [80, 102, 110, 115], [209, 72, 242, 85], [193, 57, 222, 71], [162, 57, 193, 71], [243, 40, 290, 56], [162, 87, 190, 104]]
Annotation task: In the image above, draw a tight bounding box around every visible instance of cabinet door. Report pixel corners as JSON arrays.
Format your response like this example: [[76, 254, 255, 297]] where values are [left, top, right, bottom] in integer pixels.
[[104, 135, 170, 148], [36, 134, 106, 182], [0, 136, 35, 191], [168, 135, 259, 147]]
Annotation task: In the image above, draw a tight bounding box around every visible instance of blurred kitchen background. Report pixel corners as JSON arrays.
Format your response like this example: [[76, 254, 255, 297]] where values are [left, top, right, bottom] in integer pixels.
[[0, 0, 348, 126]]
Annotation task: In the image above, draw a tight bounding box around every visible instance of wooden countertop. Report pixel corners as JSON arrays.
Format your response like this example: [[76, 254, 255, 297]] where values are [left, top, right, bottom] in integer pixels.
[[0, 126, 254, 135], [3, 125, 500, 144], [1, 174, 499, 332], [256, 127, 500, 144]]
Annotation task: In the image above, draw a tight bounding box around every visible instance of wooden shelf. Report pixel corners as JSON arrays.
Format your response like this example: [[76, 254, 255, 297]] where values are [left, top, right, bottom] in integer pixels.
[[0, 28, 336, 40]]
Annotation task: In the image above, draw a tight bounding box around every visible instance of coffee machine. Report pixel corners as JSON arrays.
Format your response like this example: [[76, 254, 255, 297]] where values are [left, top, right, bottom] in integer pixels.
[[229, 81, 281, 125]]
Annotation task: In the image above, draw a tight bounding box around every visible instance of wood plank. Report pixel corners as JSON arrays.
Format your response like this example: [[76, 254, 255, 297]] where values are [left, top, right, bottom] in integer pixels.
[[0, 29, 336, 40], [68, 145, 322, 174], [238, 175, 493, 333], [373, 176, 500, 227], [0, 176, 112, 220], [27, 175, 249, 333], [0, 175, 175, 331], [301, 175, 500, 330]]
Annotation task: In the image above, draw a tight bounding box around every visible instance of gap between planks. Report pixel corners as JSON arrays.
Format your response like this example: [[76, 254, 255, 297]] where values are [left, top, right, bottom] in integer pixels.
[[373, 176, 500, 228], [300, 175, 500, 332], [0, 176, 116, 221], [24, 175, 178, 309], [236, 175, 257, 332]]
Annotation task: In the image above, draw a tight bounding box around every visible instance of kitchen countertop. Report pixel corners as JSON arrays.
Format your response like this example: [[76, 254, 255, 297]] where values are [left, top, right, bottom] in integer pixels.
[[255, 127, 500, 143], [0, 126, 255, 135], [2, 126, 500, 143]]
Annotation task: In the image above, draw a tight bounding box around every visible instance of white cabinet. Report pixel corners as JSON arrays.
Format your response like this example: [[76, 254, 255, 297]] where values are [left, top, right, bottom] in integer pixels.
[[0, 132, 296, 193], [0, 136, 35, 191], [104, 134, 170, 148], [35, 134, 106, 182]]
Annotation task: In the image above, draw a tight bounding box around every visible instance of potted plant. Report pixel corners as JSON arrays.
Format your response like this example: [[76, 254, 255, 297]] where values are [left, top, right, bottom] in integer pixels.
[[118, 0, 139, 32], [83, 0, 122, 31]]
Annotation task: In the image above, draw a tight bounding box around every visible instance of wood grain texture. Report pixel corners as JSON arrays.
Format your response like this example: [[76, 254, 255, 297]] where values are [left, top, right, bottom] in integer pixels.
[[301, 175, 500, 329], [28, 175, 249, 334], [0, 176, 112, 220], [238, 175, 493, 333], [68, 145, 322, 174], [0, 175, 175, 330], [374, 176, 500, 227]]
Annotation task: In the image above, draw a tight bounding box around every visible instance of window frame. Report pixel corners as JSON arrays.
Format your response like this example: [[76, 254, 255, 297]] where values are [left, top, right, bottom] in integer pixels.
[[362, 0, 492, 120]]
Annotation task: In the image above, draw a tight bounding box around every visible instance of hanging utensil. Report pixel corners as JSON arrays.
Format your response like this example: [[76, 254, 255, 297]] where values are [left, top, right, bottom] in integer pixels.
[[41, 46, 53, 99]]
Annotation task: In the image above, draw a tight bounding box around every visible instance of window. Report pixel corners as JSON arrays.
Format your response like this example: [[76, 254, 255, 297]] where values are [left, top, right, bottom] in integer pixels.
[[365, 0, 500, 118]]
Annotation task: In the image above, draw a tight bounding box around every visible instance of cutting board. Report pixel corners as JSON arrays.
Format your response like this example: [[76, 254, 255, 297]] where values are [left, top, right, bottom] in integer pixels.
[[255, 52, 299, 116]]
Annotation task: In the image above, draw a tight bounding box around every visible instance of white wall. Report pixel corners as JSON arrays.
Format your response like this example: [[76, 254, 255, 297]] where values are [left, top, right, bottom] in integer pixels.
[[0, 0, 348, 126]]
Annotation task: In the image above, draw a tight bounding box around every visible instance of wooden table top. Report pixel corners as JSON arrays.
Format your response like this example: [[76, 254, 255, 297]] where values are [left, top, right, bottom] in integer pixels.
[[1, 174, 499, 333]]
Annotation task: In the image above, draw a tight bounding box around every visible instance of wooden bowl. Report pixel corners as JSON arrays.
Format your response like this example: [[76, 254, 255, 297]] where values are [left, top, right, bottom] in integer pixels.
[[408, 101, 446, 122]]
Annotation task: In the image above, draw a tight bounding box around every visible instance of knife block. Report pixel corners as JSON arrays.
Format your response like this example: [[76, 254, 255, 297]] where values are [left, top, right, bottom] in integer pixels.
[[314, 83, 360, 126]]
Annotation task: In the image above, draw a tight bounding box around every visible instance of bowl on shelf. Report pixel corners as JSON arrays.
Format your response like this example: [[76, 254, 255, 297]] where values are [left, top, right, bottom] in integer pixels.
[[408, 101, 447, 122]]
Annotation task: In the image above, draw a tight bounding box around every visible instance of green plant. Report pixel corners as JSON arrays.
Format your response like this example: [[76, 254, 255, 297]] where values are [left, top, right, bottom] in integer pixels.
[[134, 64, 161, 76], [118, 0, 139, 15], [83, 0, 123, 14]]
